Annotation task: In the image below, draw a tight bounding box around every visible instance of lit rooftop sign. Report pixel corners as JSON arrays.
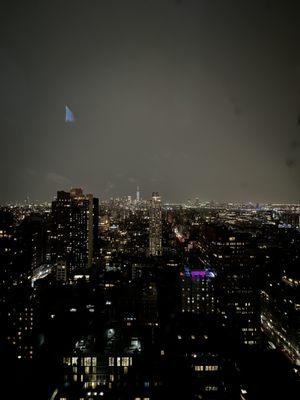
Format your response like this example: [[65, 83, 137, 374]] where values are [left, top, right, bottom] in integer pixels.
[[184, 266, 215, 279]]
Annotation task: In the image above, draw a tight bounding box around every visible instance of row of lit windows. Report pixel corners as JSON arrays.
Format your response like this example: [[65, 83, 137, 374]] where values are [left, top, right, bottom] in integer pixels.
[[195, 365, 219, 371], [108, 357, 132, 367], [134, 397, 150, 400], [63, 357, 97, 367], [73, 374, 101, 382], [72, 366, 99, 374]]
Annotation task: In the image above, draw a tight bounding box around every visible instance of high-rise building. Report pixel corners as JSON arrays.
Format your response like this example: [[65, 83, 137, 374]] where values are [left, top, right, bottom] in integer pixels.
[[136, 186, 140, 202], [19, 214, 48, 271], [181, 266, 216, 315], [203, 224, 261, 346], [149, 192, 162, 256], [261, 270, 300, 366], [0, 210, 34, 362], [50, 188, 99, 270], [55, 260, 68, 282], [138, 282, 159, 327], [7, 303, 34, 361]]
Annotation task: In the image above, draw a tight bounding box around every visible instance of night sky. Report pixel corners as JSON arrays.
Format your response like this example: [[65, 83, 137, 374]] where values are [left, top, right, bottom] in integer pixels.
[[1, 0, 300, 203]]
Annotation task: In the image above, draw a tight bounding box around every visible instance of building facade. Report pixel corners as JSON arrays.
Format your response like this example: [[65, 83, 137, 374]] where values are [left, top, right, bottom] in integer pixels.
[[50, 189, 99, 270], [149, 192, 162, 256]]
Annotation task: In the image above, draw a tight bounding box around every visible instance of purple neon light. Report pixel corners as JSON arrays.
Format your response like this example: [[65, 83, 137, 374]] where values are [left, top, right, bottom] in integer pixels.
[[190, 270, 215, 279], [191, 270, 206, 278], [184, 266, 215, 279]]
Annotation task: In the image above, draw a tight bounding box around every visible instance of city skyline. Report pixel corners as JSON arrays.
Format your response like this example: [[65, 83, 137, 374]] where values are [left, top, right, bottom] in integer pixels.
[[1, 183, 300, 206], [1, 184, 299, 399], [1, 2, 300, 399], [2, 188, 300, 206]]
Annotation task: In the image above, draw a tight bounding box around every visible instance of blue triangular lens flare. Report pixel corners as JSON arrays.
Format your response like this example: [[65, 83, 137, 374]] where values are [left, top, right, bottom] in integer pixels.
[[65, 105, 75, 122]]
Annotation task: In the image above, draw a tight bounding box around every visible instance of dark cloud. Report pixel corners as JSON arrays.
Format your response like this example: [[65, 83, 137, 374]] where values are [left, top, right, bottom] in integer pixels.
[[290, 140, 300, 149], [286, 158, 296, 168], [0, 0, 300, 203]]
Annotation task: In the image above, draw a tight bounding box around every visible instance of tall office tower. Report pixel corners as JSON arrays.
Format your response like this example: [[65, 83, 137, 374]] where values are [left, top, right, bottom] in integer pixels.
[[7, 303, 34, 361], [19, 214, 48, 270], [149, 192, 162, 256], [0, 210, 34, 362], [203, 225, 261, 346], [55, 260, 68, 282], [70, 191, 99, 269], [50, 190, 72, 266], [50, 188, 99, 270], [138, 282, 159, 327], [181, 266, 216, 315], [136, 186, 140, 202], [0, 210, 17, 299]]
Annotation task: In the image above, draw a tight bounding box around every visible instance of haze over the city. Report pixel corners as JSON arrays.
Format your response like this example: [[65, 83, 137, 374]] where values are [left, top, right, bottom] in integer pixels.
[[1, 0, 300, 203]]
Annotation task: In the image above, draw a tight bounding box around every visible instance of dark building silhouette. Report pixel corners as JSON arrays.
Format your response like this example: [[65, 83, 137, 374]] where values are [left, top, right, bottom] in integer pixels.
[[202, 224, 261, 347]]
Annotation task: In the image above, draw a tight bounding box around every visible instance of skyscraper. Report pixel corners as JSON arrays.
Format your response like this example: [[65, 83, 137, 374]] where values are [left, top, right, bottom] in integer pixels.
[[50, 188, 99, 270], [261, 270, 300, 365], [149, 192, 162, 256], [136, 186, 140, 202], [204, 225, 261, 346], [181, 266, 216, 315]]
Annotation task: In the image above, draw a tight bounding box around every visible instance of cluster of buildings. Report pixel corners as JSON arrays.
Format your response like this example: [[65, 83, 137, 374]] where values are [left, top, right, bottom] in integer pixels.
[[0, 190, 299, 399]]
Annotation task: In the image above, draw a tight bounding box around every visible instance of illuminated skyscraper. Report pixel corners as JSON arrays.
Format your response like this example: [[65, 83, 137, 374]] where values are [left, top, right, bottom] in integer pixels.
[[181, 266, 216, 315], [136, 186, 140, 202], [51, 188, 99, 270], [149, 192, 162, 256], [204, 226, 261, 346]]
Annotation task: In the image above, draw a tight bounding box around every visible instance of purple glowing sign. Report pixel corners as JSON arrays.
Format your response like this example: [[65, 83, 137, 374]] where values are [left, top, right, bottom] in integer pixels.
[[184, 266, 215, 279], [191, 270, 207, 278]]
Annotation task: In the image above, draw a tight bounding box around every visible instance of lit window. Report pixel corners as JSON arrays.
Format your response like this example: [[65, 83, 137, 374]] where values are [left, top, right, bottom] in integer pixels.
[[121, 357, 129, 366], [84, 357, 91, 366]]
